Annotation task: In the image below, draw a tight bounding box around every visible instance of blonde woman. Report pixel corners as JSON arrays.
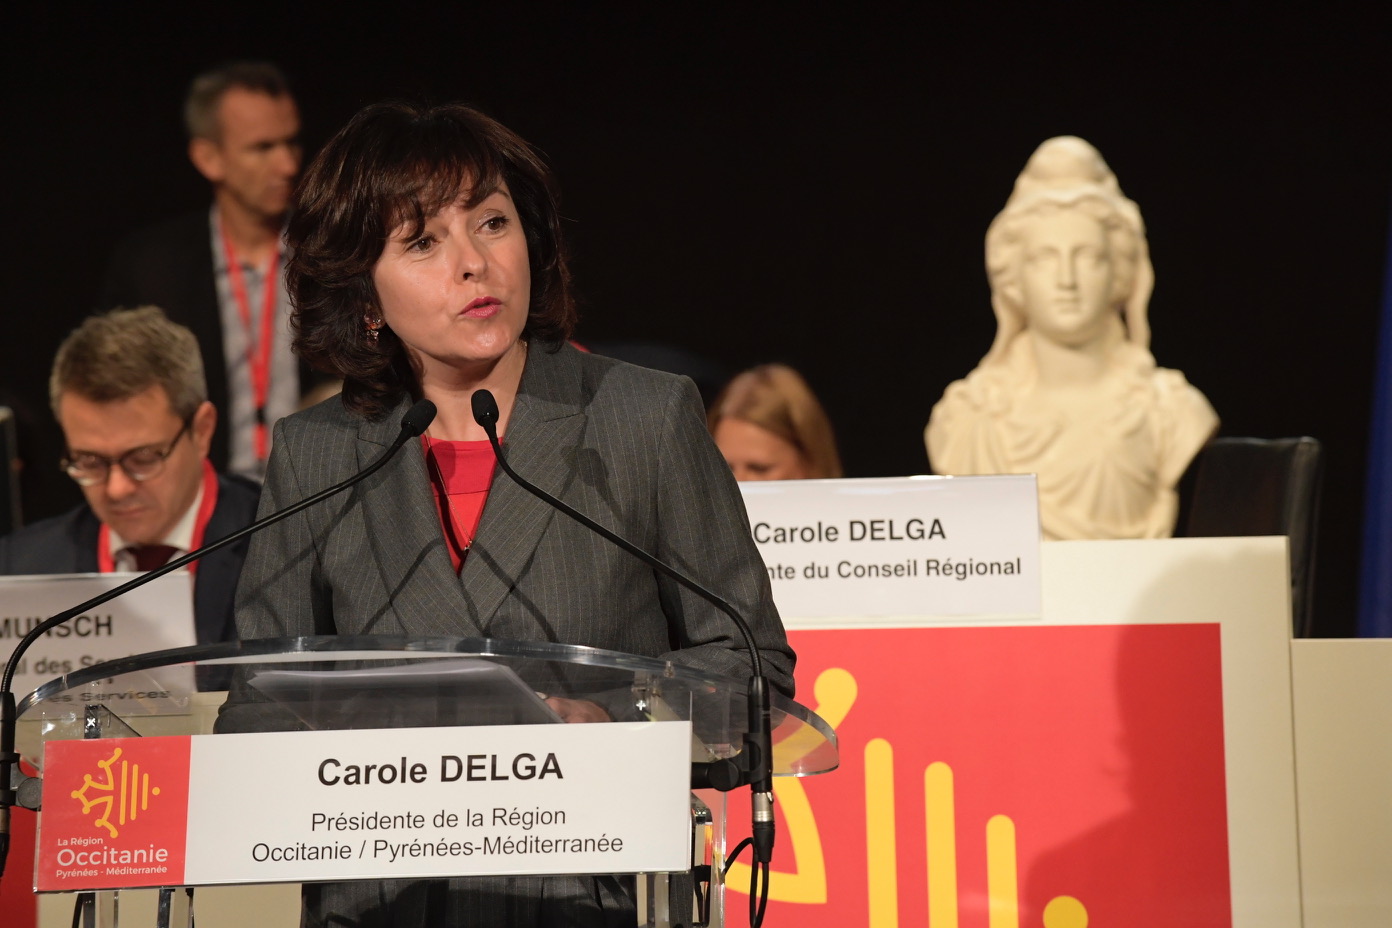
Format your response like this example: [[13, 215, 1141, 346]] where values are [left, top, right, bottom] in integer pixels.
[[708, 364, 843, 481]]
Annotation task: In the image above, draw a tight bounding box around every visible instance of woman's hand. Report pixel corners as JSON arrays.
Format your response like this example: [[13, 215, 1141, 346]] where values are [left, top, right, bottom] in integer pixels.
[[544, 696, 612, 724]]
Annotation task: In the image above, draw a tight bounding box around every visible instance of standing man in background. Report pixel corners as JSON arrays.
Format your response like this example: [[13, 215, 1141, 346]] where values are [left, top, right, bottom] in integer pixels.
[[100, 61, 308, 481]]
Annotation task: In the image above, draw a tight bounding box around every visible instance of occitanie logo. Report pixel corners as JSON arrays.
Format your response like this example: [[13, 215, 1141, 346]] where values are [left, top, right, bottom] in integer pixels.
[[69, 746, 164, 839]]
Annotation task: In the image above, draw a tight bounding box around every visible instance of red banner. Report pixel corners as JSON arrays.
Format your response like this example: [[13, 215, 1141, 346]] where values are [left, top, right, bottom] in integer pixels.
[[38, 736, 193, 891], [728, 623, 1231, 926], [0, 774, 37, 920]]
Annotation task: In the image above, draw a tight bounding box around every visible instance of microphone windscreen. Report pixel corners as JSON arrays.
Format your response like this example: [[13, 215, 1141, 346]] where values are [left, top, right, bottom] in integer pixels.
[[471, 390, 500, 431], [400, 399, 437, 437]]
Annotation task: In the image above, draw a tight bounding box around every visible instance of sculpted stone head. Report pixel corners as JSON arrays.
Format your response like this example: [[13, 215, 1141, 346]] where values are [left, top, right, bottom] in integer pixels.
[[927, 136, 1219, 541], [983, 137, 1154, 362]]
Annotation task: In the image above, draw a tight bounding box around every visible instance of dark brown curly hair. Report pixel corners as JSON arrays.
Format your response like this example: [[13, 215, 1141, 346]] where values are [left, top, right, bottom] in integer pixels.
[[286, 102, 576, 418]]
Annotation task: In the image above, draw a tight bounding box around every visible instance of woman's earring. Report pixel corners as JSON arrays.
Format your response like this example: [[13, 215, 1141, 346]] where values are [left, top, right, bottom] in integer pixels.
[[364, 314, 384, 342]]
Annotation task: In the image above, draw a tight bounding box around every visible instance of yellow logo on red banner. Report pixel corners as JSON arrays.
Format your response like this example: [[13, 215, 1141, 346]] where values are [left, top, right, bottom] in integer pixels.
[[728, 624, 1231, 926], [69, 746, 166, 838], [38, 735, 193, 891]]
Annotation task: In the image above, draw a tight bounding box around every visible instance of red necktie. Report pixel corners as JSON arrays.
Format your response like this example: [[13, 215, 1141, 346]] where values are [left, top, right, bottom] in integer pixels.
[[131, 545, 179, 571]]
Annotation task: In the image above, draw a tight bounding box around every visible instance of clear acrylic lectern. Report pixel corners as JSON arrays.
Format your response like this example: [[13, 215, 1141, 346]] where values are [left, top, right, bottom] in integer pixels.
[[14, 636, 837, 928]]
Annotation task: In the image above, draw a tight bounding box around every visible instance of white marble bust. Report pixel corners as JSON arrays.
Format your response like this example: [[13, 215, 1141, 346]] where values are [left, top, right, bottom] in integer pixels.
[[925, 136, 1217, 540]]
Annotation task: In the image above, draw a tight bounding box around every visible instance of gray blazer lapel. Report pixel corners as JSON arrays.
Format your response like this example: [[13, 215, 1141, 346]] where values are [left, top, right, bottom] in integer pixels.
[[356, 404, 485, 637], [462, 345, 586, 632]]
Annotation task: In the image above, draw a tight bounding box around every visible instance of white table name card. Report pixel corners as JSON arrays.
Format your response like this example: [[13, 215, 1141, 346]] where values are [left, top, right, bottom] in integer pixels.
[[0, 572, 196, 699], [38, 721, 694, 891], [738, 475, 1041, 622]]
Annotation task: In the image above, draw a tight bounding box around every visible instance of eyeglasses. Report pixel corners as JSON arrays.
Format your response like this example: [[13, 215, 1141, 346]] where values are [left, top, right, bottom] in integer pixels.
[[61, 417, 194, 487]]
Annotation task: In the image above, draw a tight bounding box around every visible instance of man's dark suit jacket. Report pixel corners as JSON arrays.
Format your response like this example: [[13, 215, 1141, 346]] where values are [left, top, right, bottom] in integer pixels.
[[100, 213, 234, 469], [99, 212, 320, 472], [0, 472, 261, 646]]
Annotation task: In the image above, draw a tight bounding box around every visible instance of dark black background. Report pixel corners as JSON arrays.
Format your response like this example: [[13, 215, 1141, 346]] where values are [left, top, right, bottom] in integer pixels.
[[5, 5, 1390, 635]]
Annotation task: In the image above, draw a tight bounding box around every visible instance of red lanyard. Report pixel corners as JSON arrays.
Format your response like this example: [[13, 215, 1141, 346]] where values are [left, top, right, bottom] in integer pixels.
[[220, 221, 280, 461], [97, 460, 221, 574]]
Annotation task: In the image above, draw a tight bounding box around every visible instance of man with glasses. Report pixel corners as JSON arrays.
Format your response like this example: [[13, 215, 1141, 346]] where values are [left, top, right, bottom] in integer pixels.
[[0, 306, 260, 647]]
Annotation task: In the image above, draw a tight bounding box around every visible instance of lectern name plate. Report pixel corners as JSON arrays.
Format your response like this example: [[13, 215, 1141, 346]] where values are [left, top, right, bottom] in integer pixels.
[[739, 475, 1041, 620], [38, 721, 693, 891]]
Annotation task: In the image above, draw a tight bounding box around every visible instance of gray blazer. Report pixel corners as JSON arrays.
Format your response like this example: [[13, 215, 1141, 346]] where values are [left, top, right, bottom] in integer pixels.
[[235, 341, 794, 692], [232, 344, 792, 926]]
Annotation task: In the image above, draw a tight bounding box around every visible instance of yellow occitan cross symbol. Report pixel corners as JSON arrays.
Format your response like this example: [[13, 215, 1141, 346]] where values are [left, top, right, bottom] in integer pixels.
[[727, 667, 858, 903], [925, 761, 1089, 928], [731, 668, 1091, 927], [69, 746, 162, 839]]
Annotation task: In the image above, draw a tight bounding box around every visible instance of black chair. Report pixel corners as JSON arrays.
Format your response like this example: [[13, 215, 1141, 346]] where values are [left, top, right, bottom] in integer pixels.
[[1180, 437, 1323, 637]]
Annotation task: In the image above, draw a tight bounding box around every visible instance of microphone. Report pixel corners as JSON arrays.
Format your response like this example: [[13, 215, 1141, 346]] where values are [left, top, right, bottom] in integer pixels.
[[468, 389, 776, 914], [0, 399, 436, 881]]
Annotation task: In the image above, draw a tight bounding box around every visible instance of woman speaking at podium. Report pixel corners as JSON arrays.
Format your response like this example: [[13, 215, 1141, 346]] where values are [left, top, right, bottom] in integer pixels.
[[230, 101, 794, 925]]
